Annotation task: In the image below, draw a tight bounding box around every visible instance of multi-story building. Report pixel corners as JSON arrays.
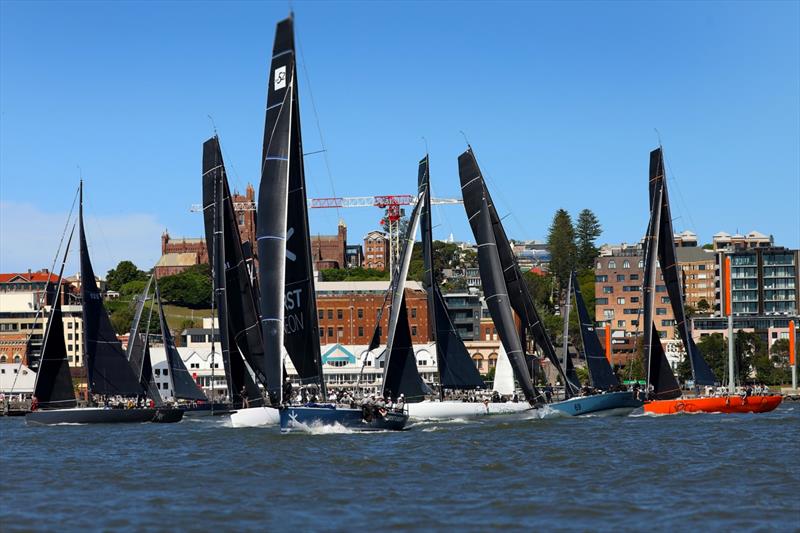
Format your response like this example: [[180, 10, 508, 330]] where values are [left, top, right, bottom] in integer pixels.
[[345, 244, 364, 268], [594, 244, 676, 339], [691, 315, 797, 349], [716, 247, 799, 316], [673, 230, 699, 248], [676, 247, 716, 311], [712, 230, 773, 252], [311, 221, 348, 270], [442, 292, 481, 341], [363, 231, 389, 271]]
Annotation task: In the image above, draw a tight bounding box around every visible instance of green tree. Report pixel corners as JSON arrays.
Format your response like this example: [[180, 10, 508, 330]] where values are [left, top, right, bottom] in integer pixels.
[[119, 279, 149, 299], [106, 260, 147, 292], [158, 264, 212, 308], [546, 209, 576, 292], [696, 299, 710, 313], [574, 209, 602, 270]]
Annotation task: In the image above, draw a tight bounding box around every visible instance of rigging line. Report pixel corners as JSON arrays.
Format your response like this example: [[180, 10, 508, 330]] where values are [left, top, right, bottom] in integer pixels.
[[296, 24, 341, 221], [664, 157, 698, 239], [213, 124, 247, 200]]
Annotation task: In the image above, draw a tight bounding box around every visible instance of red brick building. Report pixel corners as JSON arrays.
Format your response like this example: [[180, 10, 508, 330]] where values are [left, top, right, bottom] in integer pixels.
[[311, 221, 348, 271], [0, 333, 28, 365], [315, 281, 429, 345], [364, 231, 389, 271]]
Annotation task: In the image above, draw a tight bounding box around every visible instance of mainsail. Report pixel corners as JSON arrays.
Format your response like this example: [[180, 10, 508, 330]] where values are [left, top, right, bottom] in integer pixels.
[[126, 276, 154, 390], [33, 229, 77, 409], [259, 16, 325, 401], [79, 182, 144, 396], [380, 194, 430, 401], [473, 193, 538, 402], [418, 156, 485, 393], [571, 271, 618, 389], [641, 160, 681, 400], [155, 282, 207, 401], [458, 148, 578, 396], [649, 148, 717, 386], [202, 136, 268, 387]]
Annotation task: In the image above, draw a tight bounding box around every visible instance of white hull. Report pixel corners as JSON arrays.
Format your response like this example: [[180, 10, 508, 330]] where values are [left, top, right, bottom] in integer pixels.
[[229, 406, 280, 427], [407, 400, 532, 420]]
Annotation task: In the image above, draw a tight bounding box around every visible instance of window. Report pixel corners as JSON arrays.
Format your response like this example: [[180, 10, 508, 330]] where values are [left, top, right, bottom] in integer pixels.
[[656, 285, 666, 293], [603, 309, 614, 319], [411, 326, 417, 336], [0, 355, 6, 363], [623, 260, 630, 269], [319, 328, 324, 338], [163, 369, 168, 376], [638, 260, 644, 268], [411, 308, 417, 318], [13, 355, 20, 363], [337, 309, 343, 320], [608, 260, 616, 269], [155, 369, 161, 376], [630, 274, 639, 281], [67, 333, 73, 340], [357, 308, 363, 319], [67, 322, 73, 329], [661, 296, 670, 304], [630, 296, 639, 303], [337, 327, 344, 338], [616, 274, 625, 282], [327, 310, 333, 320], [327, 327, 334, 337], [596, 275, 608, 282], [318, 310, 324, 320], [631, 320, 639, 326], [617, 320, 625, 327], [596, 262, 602, 270], [661, 320, 675, 327], [190, 334, 205, 343], [603, 286, 614, 294], [617, 297, 625, 305], [656, 308, 667, 315], [358, 326, 364, 337], [596, 298, 608, 305]]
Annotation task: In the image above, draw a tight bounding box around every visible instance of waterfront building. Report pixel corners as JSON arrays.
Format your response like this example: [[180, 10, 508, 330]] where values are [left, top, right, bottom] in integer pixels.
[[712, 230, 773, 252], [442, 291, 481, 341], [691, 315, 797, 348], [0, 363, 35, 394], [594, 244, 676, 339], [673, 230, 699, 248], [363, 230, 389, 270], [716, 247, 799, 316], [675, 246, 716, 311], [311, 220, 348, 270]]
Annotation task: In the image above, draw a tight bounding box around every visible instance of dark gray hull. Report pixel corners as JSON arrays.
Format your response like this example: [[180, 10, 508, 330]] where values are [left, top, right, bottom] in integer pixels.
[[25, 407, 183, 426], [280, 406, 408, 433]]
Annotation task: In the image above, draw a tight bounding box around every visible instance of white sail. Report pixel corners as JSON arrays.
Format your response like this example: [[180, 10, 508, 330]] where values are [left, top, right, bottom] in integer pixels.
[[492, 345, 515, 396]]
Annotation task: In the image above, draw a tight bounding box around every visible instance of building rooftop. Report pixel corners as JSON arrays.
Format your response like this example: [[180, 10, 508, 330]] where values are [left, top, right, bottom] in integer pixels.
[[675, 247, 714, 263], [156, 252, 199, 268], [0, 271, 59, 284], [316, 280, 424, 293]]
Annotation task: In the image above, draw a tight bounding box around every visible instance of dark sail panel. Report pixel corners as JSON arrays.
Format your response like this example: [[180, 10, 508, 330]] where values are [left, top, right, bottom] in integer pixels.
[[156, 284, 206, 401], [418, 156, 484, 391], [202, 137, 269, 388], [647, 323, 681, 400], [34, 298, 77, 408], [649, 148, 717, 386], [458, 148, 576, 396], [572, 271, 618, 389], [79, 183, 143, 396], [472, 194, 538, 402], [126, 276, 153, 387], [382, 298, 431, 401], [260, 16, 325, 397], [140, 342, 163, 406]]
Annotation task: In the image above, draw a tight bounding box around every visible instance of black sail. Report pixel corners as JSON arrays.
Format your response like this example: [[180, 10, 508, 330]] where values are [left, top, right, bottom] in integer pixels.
[[202, 137, 268, 387], [641, 165, 681, 400], [458, 148, 577, 395], [34, 300, 76, 409], [79, 183, 143, 396], [572, 271, 618, 389], [649, 148, 717, 386], [418, 156, 484, 391], [156, 284, 206, 401], [140, 341, 163, 406], [126, 276, 153, 387], [259, 16, 325, 400], [472, 194, 538, 402], [380, 195, 430, 401]]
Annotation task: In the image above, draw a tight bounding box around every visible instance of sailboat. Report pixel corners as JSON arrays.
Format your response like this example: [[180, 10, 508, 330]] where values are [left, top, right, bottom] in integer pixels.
[[201, 135, 278, 426], [640, 148, 782, 415], [27, 183, 183, 425], [406, 156, 525, 419], [258, 15, 407, 432], [546, 271, 643, 416]]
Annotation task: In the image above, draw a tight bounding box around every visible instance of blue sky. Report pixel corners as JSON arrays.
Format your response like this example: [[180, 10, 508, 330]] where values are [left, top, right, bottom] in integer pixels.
[[1, 1, 798, 275]]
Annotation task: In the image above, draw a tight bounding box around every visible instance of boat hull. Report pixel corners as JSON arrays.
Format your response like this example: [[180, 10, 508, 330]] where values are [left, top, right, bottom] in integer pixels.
[[230, 406, 280, 427], [644, 395, 783, 415], [280, 405, 408, 433], [25, 407, 183, 425], [407, 400, 532, 420], [547, 391, 643, 417], [180, 403, 233, 417]]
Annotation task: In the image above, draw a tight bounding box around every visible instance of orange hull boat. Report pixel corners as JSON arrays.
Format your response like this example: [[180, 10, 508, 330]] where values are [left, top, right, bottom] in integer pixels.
[[644, 395, 783, 415]]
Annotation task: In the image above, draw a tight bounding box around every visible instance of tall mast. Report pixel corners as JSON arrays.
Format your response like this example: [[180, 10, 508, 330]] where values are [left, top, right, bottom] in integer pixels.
[[643, 178, 664, 392], [562, 272, 573, 384]]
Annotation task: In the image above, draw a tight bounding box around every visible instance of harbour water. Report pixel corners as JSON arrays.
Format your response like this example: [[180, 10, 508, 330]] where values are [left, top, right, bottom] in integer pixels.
[[1, 404, 798, 531]]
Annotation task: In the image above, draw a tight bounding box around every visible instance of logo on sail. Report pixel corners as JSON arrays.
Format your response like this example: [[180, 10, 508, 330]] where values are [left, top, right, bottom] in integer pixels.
[[274, 65, 287, 91]]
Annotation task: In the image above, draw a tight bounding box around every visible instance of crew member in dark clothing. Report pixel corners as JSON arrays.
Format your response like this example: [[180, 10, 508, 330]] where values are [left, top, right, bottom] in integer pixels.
[[240, 386, 249, 409]]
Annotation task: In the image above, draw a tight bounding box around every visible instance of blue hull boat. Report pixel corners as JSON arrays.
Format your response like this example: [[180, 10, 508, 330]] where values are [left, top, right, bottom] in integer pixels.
[[547, 391, 643, 417], [279, 405, 409, 433]]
